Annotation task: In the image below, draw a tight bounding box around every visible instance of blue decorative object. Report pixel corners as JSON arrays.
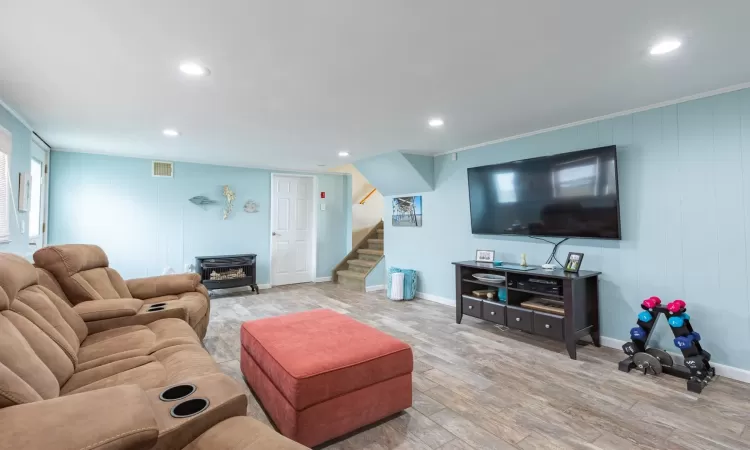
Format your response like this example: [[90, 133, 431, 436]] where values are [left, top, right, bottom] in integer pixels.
[[189, 196, 217, 207], [387, 267, 417, 300]]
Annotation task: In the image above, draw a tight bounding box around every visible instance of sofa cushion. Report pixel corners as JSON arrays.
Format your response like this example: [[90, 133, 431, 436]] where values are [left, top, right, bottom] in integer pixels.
[[240, 309, 413, 410], [61, 344, 219, 396], [33, 245, 131, 303], [77, 319, 200, 368]]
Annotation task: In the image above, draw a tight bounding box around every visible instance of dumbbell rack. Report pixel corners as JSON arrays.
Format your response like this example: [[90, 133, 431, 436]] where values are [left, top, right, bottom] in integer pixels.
[[619, 303, 714, 394]]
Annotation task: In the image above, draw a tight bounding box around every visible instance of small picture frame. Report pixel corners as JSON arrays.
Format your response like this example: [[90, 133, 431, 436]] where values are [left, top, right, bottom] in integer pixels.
[[475, 250, 495, 262], [564, 252, 584, 273]]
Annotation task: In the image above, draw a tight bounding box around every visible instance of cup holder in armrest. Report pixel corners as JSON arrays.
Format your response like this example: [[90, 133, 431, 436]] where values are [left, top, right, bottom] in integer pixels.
[[148, 306, 166, 312], [149, 302, 167, 308], [159, 384, 196, 402], [170, 398, 210, 418]]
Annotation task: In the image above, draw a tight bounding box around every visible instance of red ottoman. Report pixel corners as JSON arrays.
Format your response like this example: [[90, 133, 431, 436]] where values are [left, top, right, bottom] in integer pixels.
[[240, 309, 413, 447]]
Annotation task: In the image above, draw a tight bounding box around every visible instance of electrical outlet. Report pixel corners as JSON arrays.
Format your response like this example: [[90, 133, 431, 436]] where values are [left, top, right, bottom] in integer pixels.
[[320, 203, 326, 211]]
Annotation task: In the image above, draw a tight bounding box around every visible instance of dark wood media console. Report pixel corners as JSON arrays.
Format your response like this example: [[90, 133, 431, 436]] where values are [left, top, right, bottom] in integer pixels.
[[453, 261, 601, 359]]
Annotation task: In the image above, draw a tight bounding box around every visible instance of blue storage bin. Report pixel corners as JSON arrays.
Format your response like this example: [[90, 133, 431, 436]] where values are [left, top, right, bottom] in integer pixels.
[[387, 267, 418, 300]]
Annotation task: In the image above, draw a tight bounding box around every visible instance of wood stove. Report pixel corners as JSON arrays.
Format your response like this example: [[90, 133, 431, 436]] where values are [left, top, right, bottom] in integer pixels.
[[195, 254, 258, 294]]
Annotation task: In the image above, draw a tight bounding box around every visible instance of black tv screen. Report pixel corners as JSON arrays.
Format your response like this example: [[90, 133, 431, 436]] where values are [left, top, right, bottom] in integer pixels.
[[467, 146, 621, 239]]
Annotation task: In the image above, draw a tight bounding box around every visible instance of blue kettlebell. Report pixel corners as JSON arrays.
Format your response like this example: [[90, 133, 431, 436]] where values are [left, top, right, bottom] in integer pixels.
[[668, 316, 684, 328], [638, 311, 653, 323]]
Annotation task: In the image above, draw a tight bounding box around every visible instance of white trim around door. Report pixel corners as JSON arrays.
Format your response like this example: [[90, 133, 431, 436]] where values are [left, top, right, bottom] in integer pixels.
[[269, 173, 318, 286]]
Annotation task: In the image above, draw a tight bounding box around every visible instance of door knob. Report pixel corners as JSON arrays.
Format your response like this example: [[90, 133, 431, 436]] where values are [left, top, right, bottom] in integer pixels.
[[272, 232, 281, 236], [516, 317, 521, 322], [490, 311, 496, 315]]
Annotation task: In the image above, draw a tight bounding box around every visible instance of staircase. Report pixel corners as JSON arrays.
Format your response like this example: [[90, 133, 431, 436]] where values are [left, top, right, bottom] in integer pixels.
[[332, 221, 384, 292]]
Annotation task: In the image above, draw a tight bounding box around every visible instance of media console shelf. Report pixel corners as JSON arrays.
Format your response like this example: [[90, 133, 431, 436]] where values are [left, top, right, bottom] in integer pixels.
[[452, 261, 601, 359]]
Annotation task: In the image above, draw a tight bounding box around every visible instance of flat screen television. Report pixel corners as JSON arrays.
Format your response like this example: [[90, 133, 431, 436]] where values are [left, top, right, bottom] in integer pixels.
[[467, 145, 621, 239]]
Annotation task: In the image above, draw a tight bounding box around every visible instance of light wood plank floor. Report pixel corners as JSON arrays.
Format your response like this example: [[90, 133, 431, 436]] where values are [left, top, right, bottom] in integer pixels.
[[205, 282, 750, 450]]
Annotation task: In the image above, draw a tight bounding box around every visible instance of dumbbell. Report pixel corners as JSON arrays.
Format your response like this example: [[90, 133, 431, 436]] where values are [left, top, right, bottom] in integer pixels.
[[638, 311, 653, 323], [622, 342, 637, 356], [673, 299, 686, 308], [674, 335, 696, 350], [691, 331, 701, 341], [630, 327, 647, 341], [701, 349, 711, 361], [681, 312, 691, 321], [642, 297, 661, 309], [668, 316, 684, 328], [666, 302, 682, 313]]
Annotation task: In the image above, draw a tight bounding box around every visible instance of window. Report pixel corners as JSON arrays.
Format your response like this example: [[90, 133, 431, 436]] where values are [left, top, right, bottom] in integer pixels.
[[494, 172, 517, 203], [552, 157, 599, 198], [0, 128, 10, 243], [29, 158, 42, 238]]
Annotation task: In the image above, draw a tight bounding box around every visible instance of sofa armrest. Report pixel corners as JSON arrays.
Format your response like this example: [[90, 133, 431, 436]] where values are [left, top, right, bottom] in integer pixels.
[[127, 273, 202, 299], [0, 385, 158, 450], [73, 298, 144, 321]]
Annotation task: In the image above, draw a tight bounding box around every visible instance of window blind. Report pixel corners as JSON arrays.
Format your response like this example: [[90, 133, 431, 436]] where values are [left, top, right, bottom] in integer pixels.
[[0, 130, 10, 242]]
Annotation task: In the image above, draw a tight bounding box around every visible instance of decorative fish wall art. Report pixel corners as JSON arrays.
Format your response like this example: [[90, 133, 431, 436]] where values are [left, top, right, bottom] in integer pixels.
[[189, 196, 218, 207]]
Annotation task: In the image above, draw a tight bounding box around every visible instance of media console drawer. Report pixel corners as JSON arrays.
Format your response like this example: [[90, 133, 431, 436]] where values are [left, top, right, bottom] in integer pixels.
[[482, 302, 506, 325], [462, 296, 482, 319], [533, 311, 565, 341], [506, 306, 533, 332]]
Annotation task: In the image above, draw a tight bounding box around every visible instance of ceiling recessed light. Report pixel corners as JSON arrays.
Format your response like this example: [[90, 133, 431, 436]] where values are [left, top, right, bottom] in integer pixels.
[[162, 129, 180, 137], [179, 61, 210, 76], [428, 118, 444, 128], [338, 151, 350, 157], [649, 39, 681, 55]]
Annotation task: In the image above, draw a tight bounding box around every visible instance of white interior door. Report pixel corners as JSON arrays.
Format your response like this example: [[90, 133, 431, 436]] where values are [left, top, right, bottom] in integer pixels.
[[271, 175, 314, 285], [28, 138, 49, 248]]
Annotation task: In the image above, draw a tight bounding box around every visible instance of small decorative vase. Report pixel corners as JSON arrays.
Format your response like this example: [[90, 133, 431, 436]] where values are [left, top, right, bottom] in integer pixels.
[[520, 253, 528, 267]]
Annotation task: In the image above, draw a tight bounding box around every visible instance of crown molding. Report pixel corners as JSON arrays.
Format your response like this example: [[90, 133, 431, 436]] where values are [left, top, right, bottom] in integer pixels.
[[440, 81, 750, 156], [0, 97, 33, 131]]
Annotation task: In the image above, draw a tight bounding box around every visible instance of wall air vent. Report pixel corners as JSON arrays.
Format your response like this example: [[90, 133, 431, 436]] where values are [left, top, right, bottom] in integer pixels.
[[152, 161, 174, 178]]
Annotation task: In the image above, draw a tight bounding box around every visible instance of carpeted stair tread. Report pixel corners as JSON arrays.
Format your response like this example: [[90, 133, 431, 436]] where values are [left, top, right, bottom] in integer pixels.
[[357, 248, 383, 256], [348, 259, 378, 267]]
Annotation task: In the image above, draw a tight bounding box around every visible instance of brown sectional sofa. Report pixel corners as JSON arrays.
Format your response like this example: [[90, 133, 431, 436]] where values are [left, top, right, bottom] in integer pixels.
[[34, 244, 211, 339], [0, 252, 307, 450]]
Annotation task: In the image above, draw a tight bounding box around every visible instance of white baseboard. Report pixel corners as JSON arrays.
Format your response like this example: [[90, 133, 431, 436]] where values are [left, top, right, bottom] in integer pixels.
[[416, 291, 455, 307], [412, 292, 750, 383], [315, 276, 332, 283], [366, 284, 385, 292], [257, 284, 271, 290], [600, 336, 750, 384]]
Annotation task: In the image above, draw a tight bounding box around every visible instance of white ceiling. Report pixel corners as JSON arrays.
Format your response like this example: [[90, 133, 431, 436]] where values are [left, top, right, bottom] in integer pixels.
[[2, 1, 750, 170]]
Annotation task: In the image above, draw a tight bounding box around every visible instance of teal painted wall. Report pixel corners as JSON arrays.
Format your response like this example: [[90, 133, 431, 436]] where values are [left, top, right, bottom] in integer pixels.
[[49, 151, 351, 283], [0, 103, 33, 257], [355, 151, 433, 196], [366, 258, 385, 288], [384, 89, 750, 370]]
